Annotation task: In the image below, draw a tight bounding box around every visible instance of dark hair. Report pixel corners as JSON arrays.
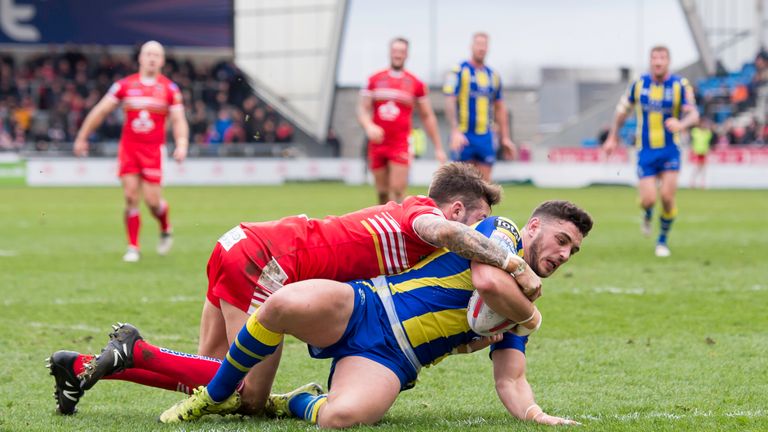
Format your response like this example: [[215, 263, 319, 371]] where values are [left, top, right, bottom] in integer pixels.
[[428, 162, 502, 209], [391, 37, 409, 48], [531, 200, 593, 237]]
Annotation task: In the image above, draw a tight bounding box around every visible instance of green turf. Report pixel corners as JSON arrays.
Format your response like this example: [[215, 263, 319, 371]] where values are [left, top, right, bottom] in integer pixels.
[[1, 184, 766, 431]]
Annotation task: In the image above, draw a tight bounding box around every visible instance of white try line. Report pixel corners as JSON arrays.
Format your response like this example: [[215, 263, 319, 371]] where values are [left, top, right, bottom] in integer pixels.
[[0, 249, 17, 257], [2, 295, 200, 307], [576, 409, 767, 421], [570, 286, 646, 295]]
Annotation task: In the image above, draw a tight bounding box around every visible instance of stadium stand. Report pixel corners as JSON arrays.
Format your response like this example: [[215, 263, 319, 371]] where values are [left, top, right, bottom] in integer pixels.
[[0, 46, 296, 156]]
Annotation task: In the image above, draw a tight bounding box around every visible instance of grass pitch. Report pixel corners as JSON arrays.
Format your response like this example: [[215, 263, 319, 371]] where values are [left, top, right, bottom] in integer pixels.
[[0, 183, 766, 431]]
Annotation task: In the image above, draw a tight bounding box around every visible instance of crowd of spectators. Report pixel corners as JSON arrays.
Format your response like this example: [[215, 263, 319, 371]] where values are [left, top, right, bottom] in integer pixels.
[[0, 46, 294, 154], [693, 48, 768, 147]]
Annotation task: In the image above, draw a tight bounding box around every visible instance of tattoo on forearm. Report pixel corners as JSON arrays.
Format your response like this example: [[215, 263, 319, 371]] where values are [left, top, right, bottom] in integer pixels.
[[415, 218, 507, 268]]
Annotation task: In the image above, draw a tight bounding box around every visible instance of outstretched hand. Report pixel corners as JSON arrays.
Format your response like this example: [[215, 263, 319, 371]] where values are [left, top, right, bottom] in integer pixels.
[[534, 412, 581, 426]]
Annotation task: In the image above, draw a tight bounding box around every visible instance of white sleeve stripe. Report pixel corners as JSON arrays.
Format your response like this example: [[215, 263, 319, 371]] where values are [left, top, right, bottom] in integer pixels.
[[368, 217, 396, 273], [374, 214, 404, 272], [384, 212, 409, 269]]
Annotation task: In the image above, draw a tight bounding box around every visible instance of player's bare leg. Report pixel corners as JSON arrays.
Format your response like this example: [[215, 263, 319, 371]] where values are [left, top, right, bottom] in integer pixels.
[[469, 161, 492, 182], [121, 174, 142, 262], [372, 166, 390, 204], [387, 162, 409, 204], [198, 299, 230, 359], [659, 170, 678, 214], [316, 356, 401, 427], [143, 181, 173, 255], [220, 299, 283, 414], [655, 170, 678, 257], [637, 176, 657, 237], [258, 280, 354, 347]]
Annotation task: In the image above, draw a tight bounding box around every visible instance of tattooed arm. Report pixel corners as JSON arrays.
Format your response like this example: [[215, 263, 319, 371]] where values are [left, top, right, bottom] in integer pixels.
[[412, 215, 541, 298]]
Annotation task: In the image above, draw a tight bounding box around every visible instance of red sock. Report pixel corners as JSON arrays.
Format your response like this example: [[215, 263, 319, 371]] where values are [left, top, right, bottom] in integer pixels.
[[125, 208, 141, 248], [132, 340, 222, 390], [74, 354, 191, 394], [151, 201, 171, 233], [73, 354, 95, 376], [103, 369, 191, 394]]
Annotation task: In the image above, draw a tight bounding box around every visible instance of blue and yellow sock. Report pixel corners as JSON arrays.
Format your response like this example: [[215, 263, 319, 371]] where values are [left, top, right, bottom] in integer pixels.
[[207, 313, 282, 402], [288, 393, 328, 423], [658, 207, 677, 245], [643, 207, 653, 223]]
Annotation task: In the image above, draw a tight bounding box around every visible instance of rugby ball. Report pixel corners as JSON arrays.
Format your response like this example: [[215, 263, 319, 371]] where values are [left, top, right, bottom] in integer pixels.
[[466, 290, 517, 336]]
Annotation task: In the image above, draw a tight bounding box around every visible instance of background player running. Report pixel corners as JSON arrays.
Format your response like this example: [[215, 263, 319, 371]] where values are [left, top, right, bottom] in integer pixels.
[[73, 40, 189, 262], [602, 45, 699, 257], [358, 37, 447, 204], [444, 32, 516, 181]]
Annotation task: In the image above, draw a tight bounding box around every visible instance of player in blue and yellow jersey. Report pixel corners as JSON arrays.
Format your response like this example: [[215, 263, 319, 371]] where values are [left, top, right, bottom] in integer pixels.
[[444, 33, 517, 181], [160, 201, 593, 427], [603, 46, 699, 257]]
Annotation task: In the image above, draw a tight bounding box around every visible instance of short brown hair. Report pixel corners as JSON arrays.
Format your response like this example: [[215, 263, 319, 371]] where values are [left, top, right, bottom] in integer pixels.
[[531, 200, 593, 237], [391, 37, 409, 48], [650, 45, 670, 57], [428, 162, 502, 209]]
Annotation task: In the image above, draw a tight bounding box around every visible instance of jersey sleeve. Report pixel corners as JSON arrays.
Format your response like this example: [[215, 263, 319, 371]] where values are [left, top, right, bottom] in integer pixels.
[[626, 80, 639, 105], [442, 64, 461, 96], [168, 81, 184, 111], [490, 333, 528, 355], [402, 196, 445, 243], [360, 74, 375, 97], [414, 76, 427, 99], [106, 79, 126, 102], [492, 70, 503, 101], [680, 77, 696, 107]]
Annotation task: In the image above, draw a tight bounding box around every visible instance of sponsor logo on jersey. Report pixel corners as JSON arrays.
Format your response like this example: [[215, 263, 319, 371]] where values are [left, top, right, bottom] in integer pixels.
[[377, 100, 400, 121], [130, 109, 155, 133]]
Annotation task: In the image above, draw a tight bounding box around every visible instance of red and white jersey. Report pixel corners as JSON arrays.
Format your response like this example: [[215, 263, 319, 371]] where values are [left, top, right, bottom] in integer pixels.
[[107, 73, 183, 147], [361, 69, 427, 147], [238, 195, 444, 285]]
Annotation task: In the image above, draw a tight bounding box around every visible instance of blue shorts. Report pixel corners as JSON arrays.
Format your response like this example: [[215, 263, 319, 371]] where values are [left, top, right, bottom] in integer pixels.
[[453, 132, 495, 165], [308, 281, 418, 391], [637, 148, 681, 178]]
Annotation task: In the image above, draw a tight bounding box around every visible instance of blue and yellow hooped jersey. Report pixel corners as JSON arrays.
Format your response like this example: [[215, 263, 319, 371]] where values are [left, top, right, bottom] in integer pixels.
[[443, 61, 503, 136], [626, 73, 695, 152], [383, 216, 527, 368]]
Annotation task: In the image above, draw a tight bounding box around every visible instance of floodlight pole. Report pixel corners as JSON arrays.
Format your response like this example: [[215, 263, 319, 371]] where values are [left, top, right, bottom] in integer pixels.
[[678, 0, 717, 75]]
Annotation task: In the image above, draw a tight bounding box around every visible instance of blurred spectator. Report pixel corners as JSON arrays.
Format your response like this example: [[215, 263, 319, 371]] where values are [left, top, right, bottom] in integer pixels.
[[326, 128, 341, 157], [689, 118, 714, 189], [223, 110, 246, 143], [275, 120, 294, 143]]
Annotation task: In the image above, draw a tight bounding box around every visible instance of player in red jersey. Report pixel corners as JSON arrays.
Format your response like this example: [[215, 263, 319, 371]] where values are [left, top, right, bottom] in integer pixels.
[[74, 41, 189, 262], [358, 37, 447, 205], [48, 163, 542, 416]]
